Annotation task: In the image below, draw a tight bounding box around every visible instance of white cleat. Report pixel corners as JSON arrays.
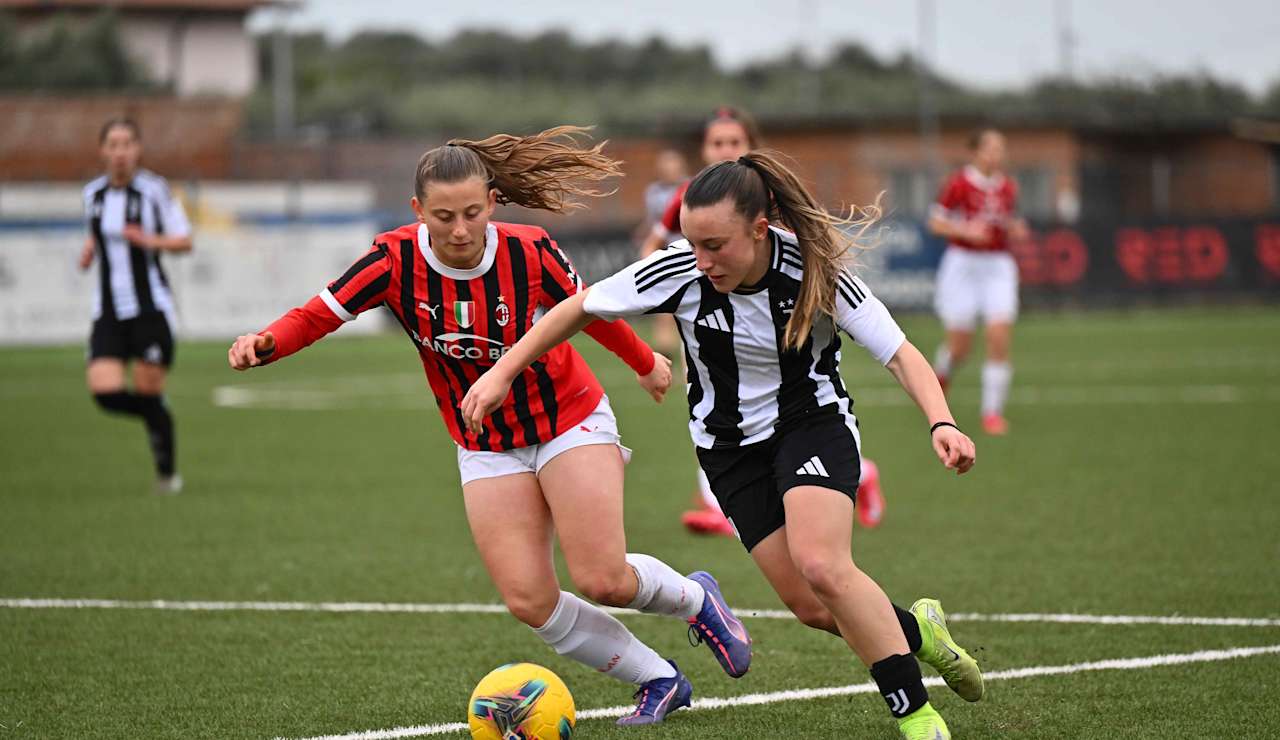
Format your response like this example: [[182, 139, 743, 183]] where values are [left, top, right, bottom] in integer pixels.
[[154, 474, 184, 496]]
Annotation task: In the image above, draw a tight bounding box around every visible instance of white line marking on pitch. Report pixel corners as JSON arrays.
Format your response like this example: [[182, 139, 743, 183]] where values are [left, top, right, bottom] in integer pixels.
[[211, 381, 1280, 411], [277, 644, 1280, 740], [4, 598, 1279, 628]]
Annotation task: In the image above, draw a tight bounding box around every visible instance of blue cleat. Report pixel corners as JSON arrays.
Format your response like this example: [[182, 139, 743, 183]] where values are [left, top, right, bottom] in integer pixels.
[[686, 570, 752, 678], [615, 660, 692, 726]]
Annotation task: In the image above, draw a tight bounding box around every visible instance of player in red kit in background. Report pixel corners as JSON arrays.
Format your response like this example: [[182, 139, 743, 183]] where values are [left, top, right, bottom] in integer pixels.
[[927, 128, 1029, 435], [227, 127, 752, 726]]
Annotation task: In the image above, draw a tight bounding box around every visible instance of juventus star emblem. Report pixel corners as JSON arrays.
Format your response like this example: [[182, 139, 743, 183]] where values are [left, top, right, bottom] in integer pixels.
[[494, 295, 510, 327], [453, 300, 475, 329]]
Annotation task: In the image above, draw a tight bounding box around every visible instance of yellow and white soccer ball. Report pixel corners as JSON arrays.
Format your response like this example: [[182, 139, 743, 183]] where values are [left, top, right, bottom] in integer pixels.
[[468, 663, 575, 740]]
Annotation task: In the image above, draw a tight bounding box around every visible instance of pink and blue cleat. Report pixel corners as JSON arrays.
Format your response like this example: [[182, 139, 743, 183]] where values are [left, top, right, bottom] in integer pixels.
[[615, 660, 693, 726], [686, 571, 752, 678]]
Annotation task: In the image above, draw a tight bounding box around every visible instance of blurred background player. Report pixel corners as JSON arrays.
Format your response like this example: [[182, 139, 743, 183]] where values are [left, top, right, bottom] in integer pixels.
[[227, 127, 751, 726], [927, 127, 1029, 435], [643, 107, 886, 535], [643, 107, 759, 536], [639, 148, 688, 242], [80, 118, 192, 495]]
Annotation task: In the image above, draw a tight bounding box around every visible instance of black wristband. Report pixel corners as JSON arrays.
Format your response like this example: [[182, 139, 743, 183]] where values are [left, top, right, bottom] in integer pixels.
[[930, 421, 959, 435]]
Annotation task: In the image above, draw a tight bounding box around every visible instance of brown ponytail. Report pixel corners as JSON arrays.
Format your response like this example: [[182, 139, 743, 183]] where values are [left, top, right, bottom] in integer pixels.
[[684, 151, 880, 350], [413, 125, 622, 213]]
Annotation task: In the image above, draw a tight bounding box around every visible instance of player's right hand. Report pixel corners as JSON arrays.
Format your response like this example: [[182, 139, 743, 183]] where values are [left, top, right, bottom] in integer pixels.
[[228, 331, 275, 370], [460, 369, 514, 435], [963, 220, 992, 246], [78, 237, 95, 271]]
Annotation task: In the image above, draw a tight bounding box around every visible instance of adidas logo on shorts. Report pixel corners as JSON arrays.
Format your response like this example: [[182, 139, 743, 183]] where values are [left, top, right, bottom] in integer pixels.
[[795, 456, 829, 477]]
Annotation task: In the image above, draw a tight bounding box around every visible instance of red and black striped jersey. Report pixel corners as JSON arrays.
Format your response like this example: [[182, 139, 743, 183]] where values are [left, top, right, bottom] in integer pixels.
[[261, 221, 654, 451]]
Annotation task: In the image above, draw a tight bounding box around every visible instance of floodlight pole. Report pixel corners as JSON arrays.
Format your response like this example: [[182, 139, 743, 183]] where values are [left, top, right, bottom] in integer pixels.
[[916, 0, 942, 184], [1056, 0, 1076, 80], [272, 5, 295, 141]]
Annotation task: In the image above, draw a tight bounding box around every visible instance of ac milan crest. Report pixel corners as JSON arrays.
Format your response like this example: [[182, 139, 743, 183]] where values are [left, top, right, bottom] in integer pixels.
[[495, 295, 510, 327]]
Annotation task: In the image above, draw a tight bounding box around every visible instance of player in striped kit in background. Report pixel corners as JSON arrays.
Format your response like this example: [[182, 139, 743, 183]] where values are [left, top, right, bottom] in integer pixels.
[[464, 151, 984, 740], [80, 118, 193, 495], [227, 127, 752, 726]]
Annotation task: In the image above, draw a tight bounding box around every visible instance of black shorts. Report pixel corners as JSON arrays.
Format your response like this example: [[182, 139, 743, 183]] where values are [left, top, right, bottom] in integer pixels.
[[89, 312, 175, 367], [696, 414, 861, 552]]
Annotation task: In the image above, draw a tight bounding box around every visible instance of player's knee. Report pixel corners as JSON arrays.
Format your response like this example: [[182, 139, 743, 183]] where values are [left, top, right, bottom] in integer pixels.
[[501, 587, 559, 627], [573, 569, 632, 608], [791, 552, 850, 599]]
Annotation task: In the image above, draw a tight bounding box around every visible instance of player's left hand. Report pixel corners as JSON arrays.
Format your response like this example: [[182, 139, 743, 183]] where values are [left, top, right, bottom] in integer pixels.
[[461, 370, 514, 435], [78, 237, 95, 271], [122, 224, 153, 249], [931, 426, 976, 475], [636, 351, 672, 403]]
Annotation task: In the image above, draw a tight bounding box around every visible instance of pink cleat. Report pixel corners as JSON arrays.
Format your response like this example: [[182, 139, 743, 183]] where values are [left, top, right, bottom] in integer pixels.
[[856, 459, 885, 528], [982, 413, 1009, 435], [681, 506, 736, 537]]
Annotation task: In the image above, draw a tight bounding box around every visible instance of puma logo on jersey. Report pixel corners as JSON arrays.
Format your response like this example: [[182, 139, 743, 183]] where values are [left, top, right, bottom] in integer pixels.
[[418, 302, 439, 319], [695, 308, 730, 332]]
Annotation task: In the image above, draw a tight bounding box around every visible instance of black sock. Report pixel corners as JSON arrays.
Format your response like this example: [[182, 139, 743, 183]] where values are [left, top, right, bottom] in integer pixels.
[[896, 604, 923, 654], [93, 391, 144, 417], [134, 394, 175, 476], [870, 653, 929, 719]]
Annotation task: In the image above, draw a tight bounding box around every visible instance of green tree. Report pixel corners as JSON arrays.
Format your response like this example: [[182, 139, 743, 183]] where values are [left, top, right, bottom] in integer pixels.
[[0, 10, 152, 91]]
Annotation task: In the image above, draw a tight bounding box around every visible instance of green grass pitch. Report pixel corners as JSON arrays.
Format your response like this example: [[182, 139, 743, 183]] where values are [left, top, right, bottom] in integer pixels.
[[2, 306, 1278, 738]]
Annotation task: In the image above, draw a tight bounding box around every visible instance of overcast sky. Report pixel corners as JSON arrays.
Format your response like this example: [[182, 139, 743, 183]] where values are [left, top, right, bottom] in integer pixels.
[[249, 0, 1280, 94]]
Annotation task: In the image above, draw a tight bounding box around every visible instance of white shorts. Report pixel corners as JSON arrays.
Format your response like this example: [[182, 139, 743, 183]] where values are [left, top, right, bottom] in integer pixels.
[[934, 247, 1020, 331], [456, 395, 632, 486]]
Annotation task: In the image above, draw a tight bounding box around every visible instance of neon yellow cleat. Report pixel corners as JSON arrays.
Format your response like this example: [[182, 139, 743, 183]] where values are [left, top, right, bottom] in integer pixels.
[[898, 702, 950, 740], [912, 598, 984, 702]]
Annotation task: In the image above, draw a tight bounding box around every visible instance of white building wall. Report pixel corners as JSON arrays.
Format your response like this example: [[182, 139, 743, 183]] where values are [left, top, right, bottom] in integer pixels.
[[0, 182, 382, 344], [118, 16, 179, 85], [116, 14, 256, 97], [176, 18, 256, 97]]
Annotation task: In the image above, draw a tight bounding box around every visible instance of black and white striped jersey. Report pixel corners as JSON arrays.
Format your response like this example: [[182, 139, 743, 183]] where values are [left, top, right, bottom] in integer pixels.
[[584, 226, 906, 450], [83, 169, 190, 321]]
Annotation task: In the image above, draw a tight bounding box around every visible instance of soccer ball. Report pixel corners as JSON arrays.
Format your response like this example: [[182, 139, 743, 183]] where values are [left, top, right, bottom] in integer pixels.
[[468, 662, 575, 740]]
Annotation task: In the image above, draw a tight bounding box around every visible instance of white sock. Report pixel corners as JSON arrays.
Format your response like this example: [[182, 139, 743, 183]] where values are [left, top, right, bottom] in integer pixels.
[[981, 361, 1012, 415], [625, 553, 705, 619], [934, 345, 953, 379], [533, 591, 675, 684], [696, 467, 722, 513]]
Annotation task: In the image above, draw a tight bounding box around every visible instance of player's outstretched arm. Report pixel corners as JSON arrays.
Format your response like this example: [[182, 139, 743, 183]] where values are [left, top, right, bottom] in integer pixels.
[[461, 290, 597, 433], [884, 340, 976, 475], [227, 294, 347, 371]]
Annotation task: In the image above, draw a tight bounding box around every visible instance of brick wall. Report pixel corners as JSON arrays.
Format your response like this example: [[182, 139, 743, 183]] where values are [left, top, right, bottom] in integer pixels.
[[0, 95, 244, 181]]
